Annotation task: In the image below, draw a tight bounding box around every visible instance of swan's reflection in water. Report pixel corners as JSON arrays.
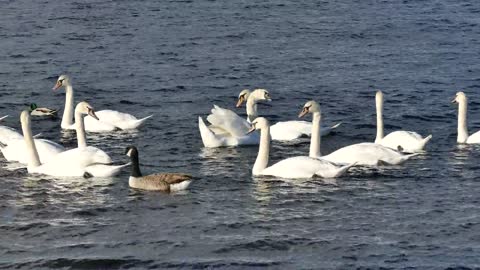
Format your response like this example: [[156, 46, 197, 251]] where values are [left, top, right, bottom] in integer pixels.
[[17, 174, 115, 204], [60, 129, 140, 147], [198, 147, 254, 178]]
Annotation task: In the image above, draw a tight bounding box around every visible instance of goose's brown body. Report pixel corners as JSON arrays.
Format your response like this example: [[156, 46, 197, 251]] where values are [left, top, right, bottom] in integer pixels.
[[126, 146, 193, 192], [129, 173, 192, 192]]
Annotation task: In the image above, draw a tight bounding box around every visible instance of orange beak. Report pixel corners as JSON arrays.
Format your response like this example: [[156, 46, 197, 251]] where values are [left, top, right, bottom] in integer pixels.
[[52, 81, 62, 91], [236, 96, 245, 107], [298, 108, 308, 118]]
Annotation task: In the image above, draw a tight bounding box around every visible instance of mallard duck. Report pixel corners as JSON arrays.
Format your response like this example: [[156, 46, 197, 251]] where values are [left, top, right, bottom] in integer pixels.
[[125, 146, 193, 192], [30, 103, 57, 116]]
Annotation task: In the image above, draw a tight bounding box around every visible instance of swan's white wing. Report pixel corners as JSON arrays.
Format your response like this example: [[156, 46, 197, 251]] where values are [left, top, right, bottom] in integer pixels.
[[380, 130, 431, 152], [92, 110, 152, 130], [45, 146, 112, 168], [81, 117, 118, 132], [323, 142, 410, 166], [465, 130, 480, 143], [198, 117, 259, 147], [206, 105, 250, 137], [270, 121, 311, 141], [0, 126, 23, 143], [1, 138, 65, 164], [28, 146, 113, 177], [261, 156, 344, 179], [270, 121, 341, 141]]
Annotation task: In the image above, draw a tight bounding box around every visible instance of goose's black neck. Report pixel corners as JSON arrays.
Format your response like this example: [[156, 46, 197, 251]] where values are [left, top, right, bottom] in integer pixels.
[[129, 149, 143, 177]]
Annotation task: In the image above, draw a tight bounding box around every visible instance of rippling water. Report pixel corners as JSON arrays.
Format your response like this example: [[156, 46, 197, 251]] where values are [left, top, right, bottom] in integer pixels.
[[1, 0, 480, 268]]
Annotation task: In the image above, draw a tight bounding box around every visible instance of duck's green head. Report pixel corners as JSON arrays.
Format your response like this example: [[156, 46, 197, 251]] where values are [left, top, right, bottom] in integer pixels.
[[30, 103, 38, 111]]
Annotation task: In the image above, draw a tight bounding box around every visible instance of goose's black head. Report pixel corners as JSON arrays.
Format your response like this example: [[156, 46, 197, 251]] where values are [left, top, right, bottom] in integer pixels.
[[125, 146, 142, 177], [125, 146, 139, 157]]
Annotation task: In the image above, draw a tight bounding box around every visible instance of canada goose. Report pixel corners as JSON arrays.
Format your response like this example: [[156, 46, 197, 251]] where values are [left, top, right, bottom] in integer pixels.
[[125, 146, 193, 192]]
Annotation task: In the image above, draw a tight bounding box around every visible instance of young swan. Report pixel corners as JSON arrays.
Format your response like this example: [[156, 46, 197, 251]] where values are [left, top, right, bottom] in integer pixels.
[[298, 100, 418, 166], [374, 90, 432, 153], [248, 117, 354, 179], [452, 91, 480, 144], [237, 89, 341, 141], [125, 146, 193, 192]]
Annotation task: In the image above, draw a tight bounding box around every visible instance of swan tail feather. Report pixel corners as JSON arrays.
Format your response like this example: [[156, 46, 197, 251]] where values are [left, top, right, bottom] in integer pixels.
[[419, 134, 432, 149], [129, 115, 153, 129], [85, 162, 130, 177], [330, 122, 342, 130], [396, 153, 420, 164], [331, 162, 356, 178], [198, 117, 220, 148]]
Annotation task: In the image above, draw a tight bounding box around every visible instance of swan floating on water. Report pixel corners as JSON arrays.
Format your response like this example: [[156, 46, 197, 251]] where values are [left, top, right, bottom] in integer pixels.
[[453, 91, 480, 144], [299, 100, 418, 166], [248, 117, 354, 179], [53, 75, 153, 132], [374, 90, 432, 153]]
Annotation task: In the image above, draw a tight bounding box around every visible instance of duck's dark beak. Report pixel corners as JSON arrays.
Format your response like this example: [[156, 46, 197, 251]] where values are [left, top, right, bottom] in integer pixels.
[[88, 108, 99, 120]]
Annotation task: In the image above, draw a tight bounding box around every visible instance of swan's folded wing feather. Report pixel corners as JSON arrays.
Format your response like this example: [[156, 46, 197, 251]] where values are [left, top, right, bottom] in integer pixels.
[[270, 121, 311, 140], [262, 156, 338, 179], [0, 126, 23, 143], [206, 105, 250, 137], [467, 130, 480, 143], [47, 146, 112, 168], [95, 110, 138, 122]]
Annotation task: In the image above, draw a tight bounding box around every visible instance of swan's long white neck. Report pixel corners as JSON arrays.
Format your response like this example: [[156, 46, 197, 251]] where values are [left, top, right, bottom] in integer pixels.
[[457, 98, 469, 143], [375, 93, 384, 143], [252, 126, 270, 175], [246, 97, 258, 123], [75, 110, 87, 148], [61, 84, 74, 129], [21, 114, 41, 168], [309, 112, 321, 158]]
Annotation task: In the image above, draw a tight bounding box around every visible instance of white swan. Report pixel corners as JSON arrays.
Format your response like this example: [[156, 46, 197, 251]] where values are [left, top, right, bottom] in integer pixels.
[[21, 104, 128, 177], [236, 89, 341, 141], [453, 91, 480, 144], [53, 75, 153, 132], [198, 89, 271, 147], [248, 117, 353, 178], [299, 100, 418, 166], [374, 90, 432, 153], [67, 101, 114, 165]]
